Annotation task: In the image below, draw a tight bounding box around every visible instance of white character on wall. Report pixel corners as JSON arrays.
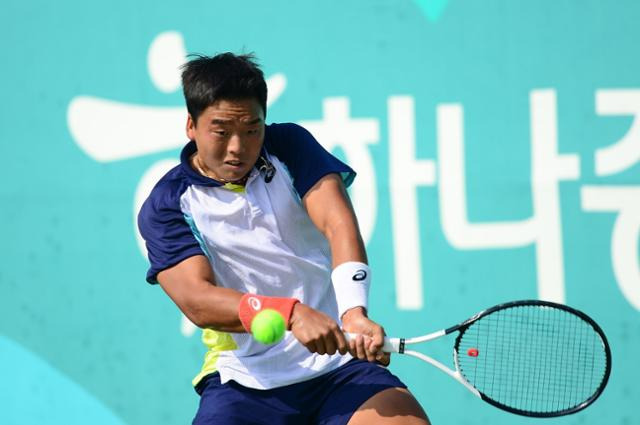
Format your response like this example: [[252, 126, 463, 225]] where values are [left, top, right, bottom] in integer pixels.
[[582, 89, 640, 311], [67, 31, 288, 336]]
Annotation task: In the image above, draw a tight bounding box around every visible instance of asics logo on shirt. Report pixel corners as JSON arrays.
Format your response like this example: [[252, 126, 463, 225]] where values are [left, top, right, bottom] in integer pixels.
[[249, 297, 262, 311], [352, 270, 368, 281]]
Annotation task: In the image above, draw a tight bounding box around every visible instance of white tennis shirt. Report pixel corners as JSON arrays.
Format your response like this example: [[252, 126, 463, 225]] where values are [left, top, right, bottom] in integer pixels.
[[138, 123, 356, 389]]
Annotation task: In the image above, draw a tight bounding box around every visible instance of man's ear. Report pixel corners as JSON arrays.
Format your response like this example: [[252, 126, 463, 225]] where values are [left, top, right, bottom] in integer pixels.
[[186, 114, 196, 140]]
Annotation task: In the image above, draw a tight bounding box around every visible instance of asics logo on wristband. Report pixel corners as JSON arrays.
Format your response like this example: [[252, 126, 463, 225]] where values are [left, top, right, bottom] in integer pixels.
[[248, 297, 262, 310], [352, 270, 368, 281]]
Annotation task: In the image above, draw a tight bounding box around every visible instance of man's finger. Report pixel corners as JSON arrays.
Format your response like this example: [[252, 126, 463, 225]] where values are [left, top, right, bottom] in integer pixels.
[[323, 333, 338, 355], [364, 338, 377, 362], [314, 337, 327, 355], [375, 352, 391, 366], [355, 335, 367, 360], [369, 325, 385, 352], [334, 329, 349, 355]]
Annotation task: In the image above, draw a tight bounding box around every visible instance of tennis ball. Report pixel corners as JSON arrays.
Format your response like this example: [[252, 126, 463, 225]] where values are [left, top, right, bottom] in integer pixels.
[[251, 309, 286, 345]]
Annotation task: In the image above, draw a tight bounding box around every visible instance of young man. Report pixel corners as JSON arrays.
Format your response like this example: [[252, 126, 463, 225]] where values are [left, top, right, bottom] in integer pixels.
[[138, 52, 430, 425]]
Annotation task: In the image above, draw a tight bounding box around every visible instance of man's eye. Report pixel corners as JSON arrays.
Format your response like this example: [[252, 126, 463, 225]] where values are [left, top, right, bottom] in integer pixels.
[[213, 130, 226, 136]]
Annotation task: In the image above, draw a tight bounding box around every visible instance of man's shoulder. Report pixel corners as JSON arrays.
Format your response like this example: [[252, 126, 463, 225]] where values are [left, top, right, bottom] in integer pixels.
[[264, 122, 317, 158], [144, 164, 190, 211], [265, 122, 302, 132], [265, 122, 312, 142]]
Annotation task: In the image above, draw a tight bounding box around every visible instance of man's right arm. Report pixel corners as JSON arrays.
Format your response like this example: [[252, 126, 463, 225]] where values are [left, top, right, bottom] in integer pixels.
[[157, 255, 245, 332], [157, 254, 348, 355]]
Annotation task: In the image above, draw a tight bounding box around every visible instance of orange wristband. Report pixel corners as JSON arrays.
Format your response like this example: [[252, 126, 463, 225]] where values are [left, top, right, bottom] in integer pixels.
[[238, 293, 300, 332]]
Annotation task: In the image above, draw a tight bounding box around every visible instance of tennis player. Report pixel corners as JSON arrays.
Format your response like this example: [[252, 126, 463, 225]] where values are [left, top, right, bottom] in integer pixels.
[[138, 52, 430, 425]]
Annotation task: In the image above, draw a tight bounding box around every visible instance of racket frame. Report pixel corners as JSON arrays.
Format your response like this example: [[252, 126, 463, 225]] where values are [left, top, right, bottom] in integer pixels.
[[449, 299, 611, 417], [352, 299, 612, 417]]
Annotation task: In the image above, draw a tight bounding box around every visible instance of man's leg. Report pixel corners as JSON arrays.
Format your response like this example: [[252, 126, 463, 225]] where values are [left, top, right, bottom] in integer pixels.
[[347, 387, 430, 425], [193, 374, 305, 425]]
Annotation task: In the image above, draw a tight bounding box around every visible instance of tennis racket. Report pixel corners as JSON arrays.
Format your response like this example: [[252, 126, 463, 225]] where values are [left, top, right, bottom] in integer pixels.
[[346, 300, 611, 417]]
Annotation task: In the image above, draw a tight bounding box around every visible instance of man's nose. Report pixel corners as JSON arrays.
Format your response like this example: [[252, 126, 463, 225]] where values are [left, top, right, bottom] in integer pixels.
[[227, 133, 245, 155]]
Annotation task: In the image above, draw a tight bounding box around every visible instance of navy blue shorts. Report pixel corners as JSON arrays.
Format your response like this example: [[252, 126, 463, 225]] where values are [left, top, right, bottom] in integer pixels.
[[192, 359, 406, 425]]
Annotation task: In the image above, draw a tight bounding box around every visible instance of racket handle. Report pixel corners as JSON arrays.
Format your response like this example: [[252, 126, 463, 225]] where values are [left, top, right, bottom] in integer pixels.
[[344, 333, 402, 353]]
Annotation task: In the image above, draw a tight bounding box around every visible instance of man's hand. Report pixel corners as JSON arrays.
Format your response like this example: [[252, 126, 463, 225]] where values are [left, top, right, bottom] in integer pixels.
[[289, 303, 349, 356], [341, 307, 391, 365]]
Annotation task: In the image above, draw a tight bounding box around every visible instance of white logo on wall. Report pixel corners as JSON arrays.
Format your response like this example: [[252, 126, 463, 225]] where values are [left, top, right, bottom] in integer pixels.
[[299, 92, 640, 312], [68, 32, 640, 329], [67, 31, 287, 337]]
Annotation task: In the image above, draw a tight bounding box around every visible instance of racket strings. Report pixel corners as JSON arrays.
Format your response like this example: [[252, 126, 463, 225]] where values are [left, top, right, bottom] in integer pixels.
[[456, 305, 609, 414]]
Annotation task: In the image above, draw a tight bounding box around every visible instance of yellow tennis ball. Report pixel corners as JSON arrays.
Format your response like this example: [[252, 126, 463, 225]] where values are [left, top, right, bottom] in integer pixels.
[[251, 309, 286, 344]]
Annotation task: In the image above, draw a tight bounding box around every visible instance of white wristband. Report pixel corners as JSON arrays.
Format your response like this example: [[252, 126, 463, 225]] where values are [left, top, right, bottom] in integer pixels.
[[331, 261, 371, 319]]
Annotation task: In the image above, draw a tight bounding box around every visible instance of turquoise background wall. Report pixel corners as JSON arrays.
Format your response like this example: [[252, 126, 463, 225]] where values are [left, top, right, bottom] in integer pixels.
[[1, 0, 638, 423]]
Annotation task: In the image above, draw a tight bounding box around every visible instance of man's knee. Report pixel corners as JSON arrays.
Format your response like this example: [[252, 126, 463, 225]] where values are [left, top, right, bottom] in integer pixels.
[[348, 387, 430, 425]]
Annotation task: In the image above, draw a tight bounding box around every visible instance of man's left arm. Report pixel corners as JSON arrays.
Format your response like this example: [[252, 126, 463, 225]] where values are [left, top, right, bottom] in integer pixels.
[[303, 173, 386, 363]]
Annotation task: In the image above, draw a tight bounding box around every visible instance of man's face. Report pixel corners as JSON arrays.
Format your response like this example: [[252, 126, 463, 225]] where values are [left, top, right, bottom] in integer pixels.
[[187, 98, 265, 183]]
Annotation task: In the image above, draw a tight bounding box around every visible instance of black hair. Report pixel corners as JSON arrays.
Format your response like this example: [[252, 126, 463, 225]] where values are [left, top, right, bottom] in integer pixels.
[[181, 52, 267, 124]]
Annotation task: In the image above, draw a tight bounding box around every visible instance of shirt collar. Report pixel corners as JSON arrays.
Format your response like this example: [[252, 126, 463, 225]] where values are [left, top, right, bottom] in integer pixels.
[[180, 141, 223, 187]]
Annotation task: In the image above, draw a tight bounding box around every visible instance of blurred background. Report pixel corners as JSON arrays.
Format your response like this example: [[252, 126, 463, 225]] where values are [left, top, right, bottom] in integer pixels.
[[1, 0, 638, 423]]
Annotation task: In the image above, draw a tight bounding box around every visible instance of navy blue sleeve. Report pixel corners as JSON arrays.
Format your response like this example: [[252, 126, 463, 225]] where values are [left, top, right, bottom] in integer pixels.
[[137, 169, 204, 284], [264, 123, 356, 198]]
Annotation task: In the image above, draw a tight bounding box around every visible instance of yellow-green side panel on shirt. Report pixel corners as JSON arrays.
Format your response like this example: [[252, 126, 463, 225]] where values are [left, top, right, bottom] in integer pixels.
[[192, 329, 238, 387]]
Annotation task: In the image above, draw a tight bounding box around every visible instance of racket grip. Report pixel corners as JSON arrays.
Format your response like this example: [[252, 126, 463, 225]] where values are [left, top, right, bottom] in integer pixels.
[[344, 333, 402, 353]]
